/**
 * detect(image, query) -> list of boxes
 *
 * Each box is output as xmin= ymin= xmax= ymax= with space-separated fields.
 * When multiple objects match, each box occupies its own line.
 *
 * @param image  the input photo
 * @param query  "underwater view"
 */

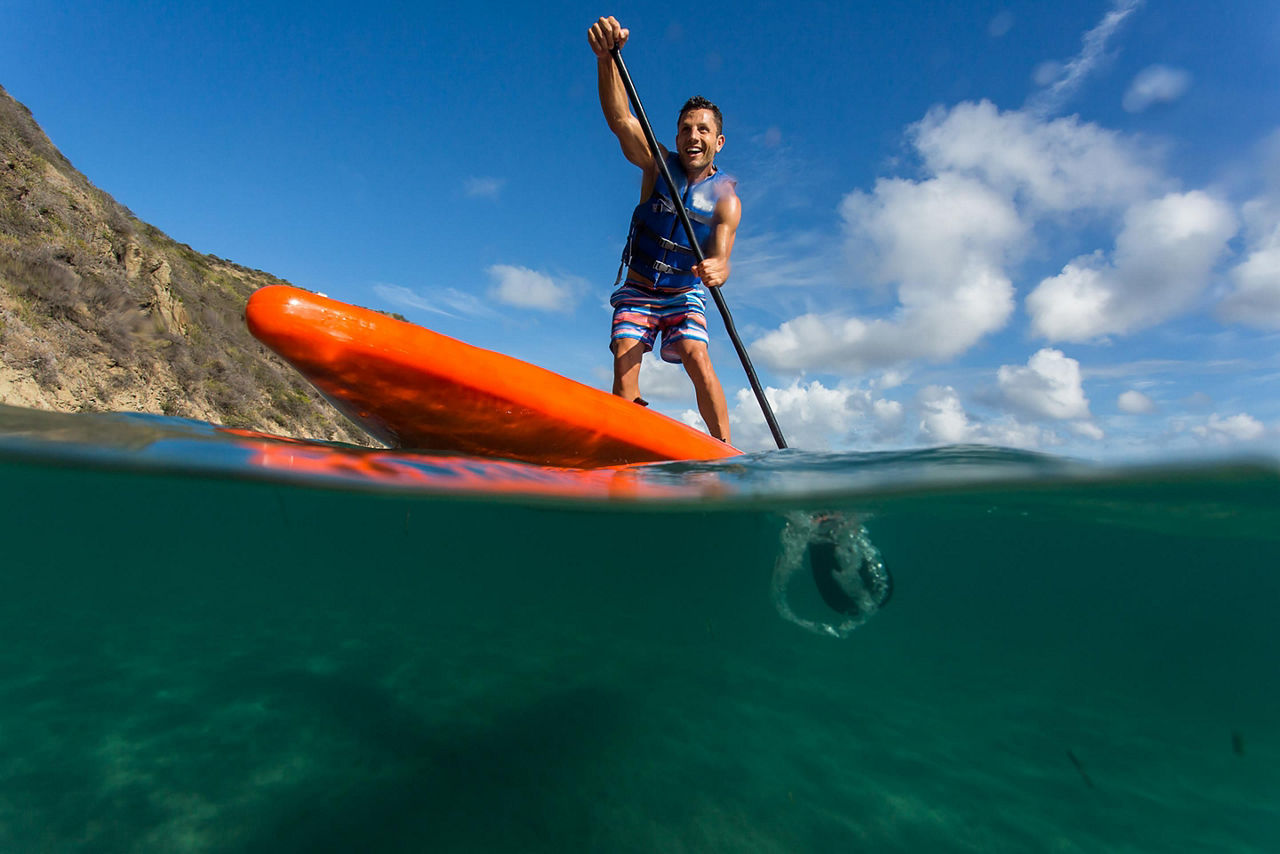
xmin=0 ymin=403 xmax=1276 ymax=852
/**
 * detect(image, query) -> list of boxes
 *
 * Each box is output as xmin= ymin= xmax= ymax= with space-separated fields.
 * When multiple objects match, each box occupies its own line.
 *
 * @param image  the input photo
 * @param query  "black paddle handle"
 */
xmin=609 ymin=47 xmax=788 ymax=450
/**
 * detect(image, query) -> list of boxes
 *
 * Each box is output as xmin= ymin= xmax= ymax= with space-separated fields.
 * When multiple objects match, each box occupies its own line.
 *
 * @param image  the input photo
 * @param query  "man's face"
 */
xmin=676 ymin=109 xmax=724 ymax=173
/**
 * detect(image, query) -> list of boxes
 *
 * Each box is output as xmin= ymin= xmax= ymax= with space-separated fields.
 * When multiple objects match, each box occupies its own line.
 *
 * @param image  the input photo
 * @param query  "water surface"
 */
xmin=1 ymin=405 xmax=1275 ymax=852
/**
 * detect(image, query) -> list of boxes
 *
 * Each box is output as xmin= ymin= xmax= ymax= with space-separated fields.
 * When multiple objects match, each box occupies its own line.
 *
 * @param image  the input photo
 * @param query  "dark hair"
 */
xmin=678 ymin=96 xmax=723 ymax=135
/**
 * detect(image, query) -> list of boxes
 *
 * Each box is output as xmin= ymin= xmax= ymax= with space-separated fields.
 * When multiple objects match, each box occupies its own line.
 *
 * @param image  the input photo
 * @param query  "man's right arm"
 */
xmin=588 ymin=17 xmax=655 ymax=172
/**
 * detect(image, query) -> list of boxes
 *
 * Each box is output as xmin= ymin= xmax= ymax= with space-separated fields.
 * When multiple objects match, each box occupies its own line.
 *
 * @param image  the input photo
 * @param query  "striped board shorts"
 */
xmin=609 ymin=283 xmax=710 ymax=364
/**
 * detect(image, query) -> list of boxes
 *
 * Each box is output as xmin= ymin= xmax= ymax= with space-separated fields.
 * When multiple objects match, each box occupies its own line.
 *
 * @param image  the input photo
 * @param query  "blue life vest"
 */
xmin=620 ymin=151 xmax=736 ymax=292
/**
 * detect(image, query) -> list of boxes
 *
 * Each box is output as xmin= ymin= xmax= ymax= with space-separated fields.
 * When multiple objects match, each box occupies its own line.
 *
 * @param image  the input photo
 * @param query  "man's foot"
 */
xmin=808 ymin=534 xmax=893 ymax=619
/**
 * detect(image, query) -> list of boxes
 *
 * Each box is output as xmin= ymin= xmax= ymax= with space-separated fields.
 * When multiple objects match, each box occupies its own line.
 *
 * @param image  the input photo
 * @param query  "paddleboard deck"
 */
xmin=245 ymin=285 xmax=740 ymax=468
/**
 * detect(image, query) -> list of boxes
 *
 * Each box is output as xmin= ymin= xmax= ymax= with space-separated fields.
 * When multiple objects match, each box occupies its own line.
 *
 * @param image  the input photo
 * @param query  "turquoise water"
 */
xmin=0 ymin=403 xmax=1276 ymax=852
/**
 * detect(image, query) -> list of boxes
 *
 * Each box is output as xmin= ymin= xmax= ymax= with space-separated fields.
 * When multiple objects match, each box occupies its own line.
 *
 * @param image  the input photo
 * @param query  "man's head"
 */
xmin=676 ymin=95 xmax=725 ymax=174
xmin=678 ymin=96 xmax=722 ymax=135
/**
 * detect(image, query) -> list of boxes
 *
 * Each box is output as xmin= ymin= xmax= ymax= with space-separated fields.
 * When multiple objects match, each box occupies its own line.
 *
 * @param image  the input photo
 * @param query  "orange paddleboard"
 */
xmin=245 ymin=286 xmax=740 ymax=468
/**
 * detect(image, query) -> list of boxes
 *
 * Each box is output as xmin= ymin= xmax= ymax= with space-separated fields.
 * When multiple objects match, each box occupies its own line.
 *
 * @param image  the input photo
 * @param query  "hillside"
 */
xmin=0 ymin=83 xmax=372 ymax=444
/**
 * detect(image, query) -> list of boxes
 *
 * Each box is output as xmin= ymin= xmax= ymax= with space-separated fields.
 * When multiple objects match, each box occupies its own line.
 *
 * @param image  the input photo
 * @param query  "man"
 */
xmin=587 ymin=16 xmax=739 ymax=443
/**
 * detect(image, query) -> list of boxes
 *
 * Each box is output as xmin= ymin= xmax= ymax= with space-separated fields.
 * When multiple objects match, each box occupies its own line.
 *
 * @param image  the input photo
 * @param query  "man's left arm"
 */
xmin=693 ymin=190 xmax=742 ymax=289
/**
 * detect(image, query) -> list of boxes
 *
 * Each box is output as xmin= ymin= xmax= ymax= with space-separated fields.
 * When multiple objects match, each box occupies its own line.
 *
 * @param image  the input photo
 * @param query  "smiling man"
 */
xmin=587 ymin=16 xmax=740 ymax=443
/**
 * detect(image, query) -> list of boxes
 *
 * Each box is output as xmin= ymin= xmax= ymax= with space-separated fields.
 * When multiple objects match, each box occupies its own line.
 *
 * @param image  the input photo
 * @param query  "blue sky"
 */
xmin=4 ymin=0 xmax=1279 ymax=457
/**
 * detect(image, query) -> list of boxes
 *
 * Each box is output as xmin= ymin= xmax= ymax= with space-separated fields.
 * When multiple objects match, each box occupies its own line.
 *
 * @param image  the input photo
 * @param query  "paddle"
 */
xmin=609 ymin=47 xmax=788 ymax=450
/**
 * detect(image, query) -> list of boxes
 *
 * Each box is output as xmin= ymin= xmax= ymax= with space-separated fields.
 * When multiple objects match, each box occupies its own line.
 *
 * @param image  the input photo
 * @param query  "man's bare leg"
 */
xmin=612 ymin=338 xmax=645 ymax=401
xmin=674 ymin=340 xmax=731 ymax=443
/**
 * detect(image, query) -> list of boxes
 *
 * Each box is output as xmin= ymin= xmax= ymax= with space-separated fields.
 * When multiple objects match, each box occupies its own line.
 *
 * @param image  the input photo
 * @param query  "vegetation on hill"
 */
xmin=0 ymin=84 xmax=371 ymax=444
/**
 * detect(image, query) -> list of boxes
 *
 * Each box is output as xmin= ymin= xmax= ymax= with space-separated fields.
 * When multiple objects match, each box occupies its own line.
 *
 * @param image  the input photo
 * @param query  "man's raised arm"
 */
xmin=587 ymin=16 xmax=655 ymax=171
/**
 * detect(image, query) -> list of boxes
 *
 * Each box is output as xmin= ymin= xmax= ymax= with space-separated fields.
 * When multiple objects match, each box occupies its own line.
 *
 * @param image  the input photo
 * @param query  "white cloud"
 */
xmin=917 ymin=385 xmax=1064 ymax=449
xmin=734 ymin=1 xmax=1253 ymax=415
xmin=1072 ymin=421 xmax=1106 ymax=440
xmin=373 ymin=283 xmax=499 ymax=320
xmin=1219 ymin=198 xmax=1280 ymax=328
xmin=719 ymin=377 xmax=1111 ymax=452
xmin=486 ymin=265 xmax=577 ymax=311
xmin=1123 ymin=65 xmax=1192 ymax=112
xmin=1028 ymin=191 xmax=1237 ymax=340
xmin=678 ymin=409 xmax=704 ymax=432
xmin=637 ymin=352 xmax=693 ymax=403
xmin=912 ymin=100 xmax=1161 ymax=212
xmin=726 ymin=380 xmax=902 ymax=451
xmin=844 ymin=172 xmax=1025 ymax=287
xmin=873 ymin=398 xmax=905 ymax=434
xmin=918 ymin=385 xmax=974 ymax=444
xmin=997 ymin=348 xmax=1091 ymax=420
xmin=463 ymin=176 xmax=505 ymax=198
xmin=1117 ymin=389 xmax=1156 ymax=414
xmin=751 ymin=98 xmax=1176 ymax=374
xmin=1192 ymin=413 xmax=1266 ymax=443
xmin=876 ymin=369 xmax=908 ymax=390
xmin=753 ymin=172 xmax=1021 ymax=371
xmin=1026 ymin=0 xmax=1145 ymax=117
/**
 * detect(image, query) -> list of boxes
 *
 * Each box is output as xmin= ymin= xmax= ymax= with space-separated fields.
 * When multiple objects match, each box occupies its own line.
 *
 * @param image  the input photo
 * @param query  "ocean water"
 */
xmin=0 ymin=403 xmax=1276 ymax=852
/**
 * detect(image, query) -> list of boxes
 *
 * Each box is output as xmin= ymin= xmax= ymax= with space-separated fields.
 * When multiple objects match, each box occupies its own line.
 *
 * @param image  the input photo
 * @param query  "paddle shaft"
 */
xmin=609 ymin=47 xmax=787 ymax=450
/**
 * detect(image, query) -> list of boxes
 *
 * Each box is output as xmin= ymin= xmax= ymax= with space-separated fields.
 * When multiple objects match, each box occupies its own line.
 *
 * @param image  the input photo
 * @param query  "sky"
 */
xmin=3 ymin=0 xmax=1279 ymax=458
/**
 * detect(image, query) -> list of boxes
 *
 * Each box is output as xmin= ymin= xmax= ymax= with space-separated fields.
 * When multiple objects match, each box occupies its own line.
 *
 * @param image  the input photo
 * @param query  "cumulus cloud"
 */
xmin=1026 ymin=0 xmax=1145 ymax=117
xmin=718 ymin=377 xmax=1106 ymax=451
xmin=751 ymin=98 xmax=1175 ymax=374
xmin=726 ymin=380 xmax=903 ymax=451
xmin=1123 ymin=65 xmax=1192 ymax=112
xmin=754 ymin=172 xmax=1021 ymax=371
xmin=997 ymin=348 xmax=1091 ymax=420
xmin=876 ymin=369 xmax=908 ymax=390
xmin=1117 ymin=389 xmax=1156 ymax=414
xmin=916 ymin=385 xmax=1060 ymax=448
xmin=742 ymin=3 xmax=1242 ymax=411
xmin=1219 ymin=197 xmax=1280 ymax=328
xmin=912 ymin=100 xmax=1162 ymax=212
xmin=873 ymin=398 xmax=905 ymax=430
xmin=1192 ymin=413 xmax=1266 ymax=443
xmin=845 ymin=172 xmax=1027 ymax=284
xmin=918 ymin=385 xmax=975 ymax=445
xmin=637 ymin=353 xmax=693 ymax=403
xmin=1072 ymin=421 xmax=1106 ymax=440
xmin=486 ymin=265 xmax=577 ymax=311
xmin=1028 ymin=191 xmax=1237 ymax=340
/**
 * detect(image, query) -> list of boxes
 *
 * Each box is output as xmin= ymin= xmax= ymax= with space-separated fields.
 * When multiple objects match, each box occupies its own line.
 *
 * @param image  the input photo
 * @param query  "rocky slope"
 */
xmin=0 ymin=83 xmax=372 ymax=444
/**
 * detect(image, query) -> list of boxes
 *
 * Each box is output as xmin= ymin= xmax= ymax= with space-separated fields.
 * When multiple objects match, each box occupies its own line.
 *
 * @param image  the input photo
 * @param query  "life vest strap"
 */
xmin=626 ymin=247 xmax=693 ymax=276
xmin=634 ymin=221 xmax=696 ymax=256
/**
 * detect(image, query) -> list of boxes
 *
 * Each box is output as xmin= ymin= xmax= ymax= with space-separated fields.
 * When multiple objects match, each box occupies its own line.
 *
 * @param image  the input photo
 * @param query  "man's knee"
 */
xmin=672 ymin=337 xmax=709 ymax=361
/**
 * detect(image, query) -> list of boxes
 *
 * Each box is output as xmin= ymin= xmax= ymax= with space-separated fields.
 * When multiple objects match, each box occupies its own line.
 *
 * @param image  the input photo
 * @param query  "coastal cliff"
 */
xmin=0 ymin=83 xmax=371 ymax=444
